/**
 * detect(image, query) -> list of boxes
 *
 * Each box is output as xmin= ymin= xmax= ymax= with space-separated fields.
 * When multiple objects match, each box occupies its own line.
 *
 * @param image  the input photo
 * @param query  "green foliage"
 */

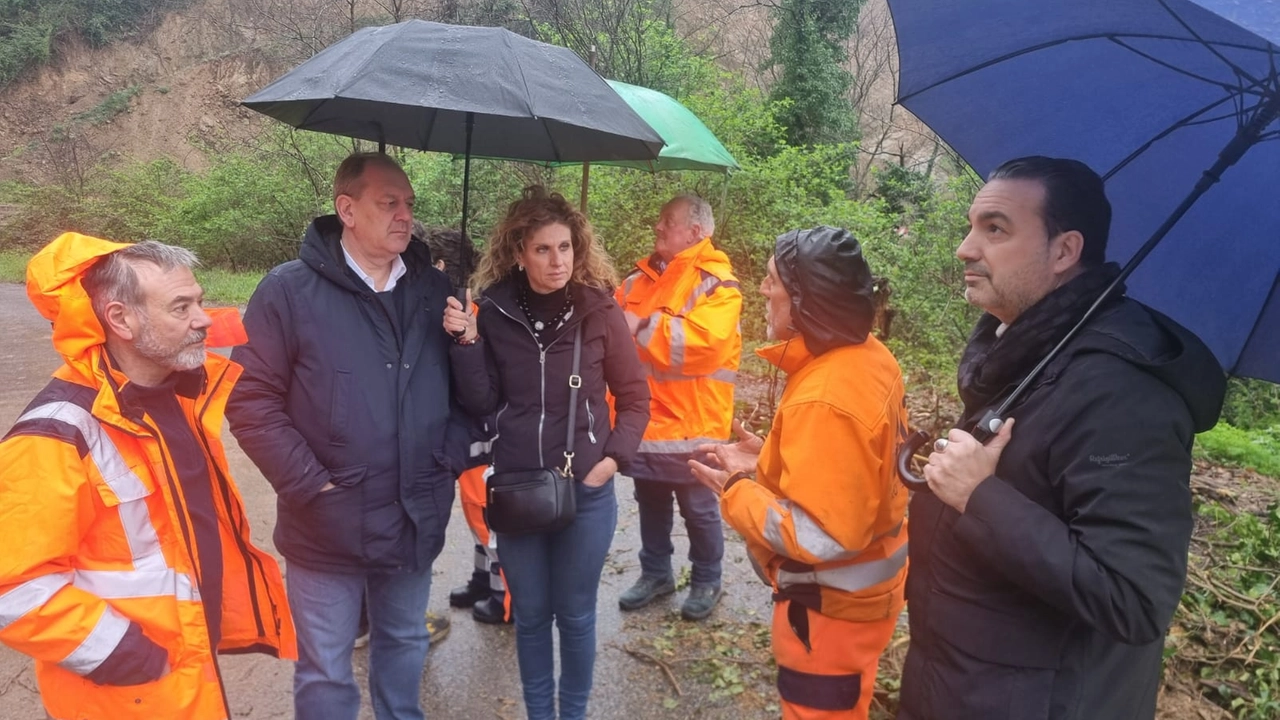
xmin=764 ymin=0 xmax=861 ymax=146
xmin=0 ymin=0 xmax=185 ymax=87
xmin=1177 ymin=502 xmax=1280 ymax=720
xmin=1196 ymin=423 xmax=1280 ymax=478
xmin=0 ymin=19 xmax=52 ymax=87
xmin=1223 ymin=378 xmax=1280 ymax=431
xmin=73 ymin=85 xmax=141 ymax=125
xmin=0 ymin=249 xmax=29 ymax=283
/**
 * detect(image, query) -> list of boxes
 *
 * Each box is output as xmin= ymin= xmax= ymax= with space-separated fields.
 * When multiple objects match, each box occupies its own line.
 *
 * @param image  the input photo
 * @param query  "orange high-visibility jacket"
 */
xmin=0 ymin=233 xmax=296 ymax=720
xmin=722 ymin=336 xmax=909 ymax=622
xmin=616 ymin=237 xmax=743 ymax=481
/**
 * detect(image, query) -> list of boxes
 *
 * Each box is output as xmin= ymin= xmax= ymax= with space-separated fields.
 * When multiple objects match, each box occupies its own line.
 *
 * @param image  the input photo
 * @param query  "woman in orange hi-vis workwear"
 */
xmin=691 ymin=226 xmax=908 ymax=720
xmin=0 ymin=233 xmax=295 ymax=720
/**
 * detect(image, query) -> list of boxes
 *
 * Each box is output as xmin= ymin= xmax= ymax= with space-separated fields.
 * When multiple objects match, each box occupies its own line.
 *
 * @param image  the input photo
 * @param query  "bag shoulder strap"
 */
xmin=562 ymin=323 xmax=584 ymax=476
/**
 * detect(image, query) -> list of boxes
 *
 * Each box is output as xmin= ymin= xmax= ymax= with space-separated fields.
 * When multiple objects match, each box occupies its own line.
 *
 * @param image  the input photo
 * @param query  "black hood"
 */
xmin=774 ymin=226 xmax=876 ymax=355
xmin=1068 ymin=300 xmax=1226 ymax=433
xmin=299 ymin=214 xmax=433 ymax=293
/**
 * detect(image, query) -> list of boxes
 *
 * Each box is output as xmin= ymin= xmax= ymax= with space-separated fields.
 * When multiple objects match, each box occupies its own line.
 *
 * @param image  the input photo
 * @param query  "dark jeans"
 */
xmin=497 ymin=478 xmax=618 ymax=720
xmin=633 ymin=478 xmax=724 ymax=585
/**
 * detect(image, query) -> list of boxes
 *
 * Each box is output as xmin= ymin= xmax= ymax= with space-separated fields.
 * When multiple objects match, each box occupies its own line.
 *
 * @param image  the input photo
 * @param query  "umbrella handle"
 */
xmin=896 ymin=430 xmax=932 ymax=492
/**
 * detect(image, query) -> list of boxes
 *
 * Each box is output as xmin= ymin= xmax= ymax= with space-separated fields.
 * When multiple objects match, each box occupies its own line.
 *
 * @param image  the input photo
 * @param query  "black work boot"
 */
xmin=449 ymin=568 xmax=490 ymax=608
xmin=472 ymin=594 xmax=511 ymax=624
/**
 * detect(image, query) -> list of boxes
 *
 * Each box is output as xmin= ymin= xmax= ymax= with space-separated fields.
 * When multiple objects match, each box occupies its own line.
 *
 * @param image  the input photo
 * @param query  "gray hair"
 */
xmin=673 ymin=193 xmax=715 ymax=237
xmin=83 ymin=241 xmax=200 ymax=319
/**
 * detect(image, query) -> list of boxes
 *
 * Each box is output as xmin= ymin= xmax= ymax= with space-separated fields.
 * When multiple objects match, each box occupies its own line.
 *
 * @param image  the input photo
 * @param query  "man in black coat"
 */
xmin=226 ymin=153 xmax=460 ymax=720
xmin=898 ymin=157 xmax=1226 ymax=720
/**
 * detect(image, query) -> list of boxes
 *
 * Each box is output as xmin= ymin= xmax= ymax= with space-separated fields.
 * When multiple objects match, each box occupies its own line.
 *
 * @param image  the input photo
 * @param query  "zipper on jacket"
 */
xmin=585 ymin=398 xmax=597 ymax=444
xmin=488 ymin=302 xmax=577 ymax=469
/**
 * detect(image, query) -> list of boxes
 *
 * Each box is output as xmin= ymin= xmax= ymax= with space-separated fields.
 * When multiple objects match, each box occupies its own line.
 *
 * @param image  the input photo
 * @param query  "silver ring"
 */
xmin=933 ymin=438 xmax=949 ymax=452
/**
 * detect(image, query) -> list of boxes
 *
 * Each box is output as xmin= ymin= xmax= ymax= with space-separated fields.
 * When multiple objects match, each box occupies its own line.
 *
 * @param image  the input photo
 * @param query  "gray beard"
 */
xmin=135 ymin=318 xmax=206 ymax=373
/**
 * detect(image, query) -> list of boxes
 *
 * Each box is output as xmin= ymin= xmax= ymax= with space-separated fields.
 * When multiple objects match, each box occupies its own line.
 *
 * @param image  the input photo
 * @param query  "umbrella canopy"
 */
xmin=888 ymin=0 xmax=1280 ymax=383
xmin=242 ymin=20 xmax=664 ymax=163
xmin=589 ymin=81 xmax=739 ymax=173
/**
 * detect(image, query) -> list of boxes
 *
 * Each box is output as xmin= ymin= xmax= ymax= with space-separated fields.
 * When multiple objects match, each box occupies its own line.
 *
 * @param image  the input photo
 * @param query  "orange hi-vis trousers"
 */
xmin=458 ymin=465 xmax=511 ymax=620
xmin=771 ymin=599 xmax=899 ymax=720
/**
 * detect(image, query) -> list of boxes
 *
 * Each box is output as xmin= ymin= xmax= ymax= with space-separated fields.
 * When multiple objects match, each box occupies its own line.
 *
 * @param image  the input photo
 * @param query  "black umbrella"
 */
xmin=242 ymin=19 xmax=665 ymax=238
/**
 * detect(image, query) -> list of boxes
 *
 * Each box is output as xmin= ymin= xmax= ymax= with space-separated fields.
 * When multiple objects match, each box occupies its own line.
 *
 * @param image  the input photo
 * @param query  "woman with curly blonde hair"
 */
xmin=444 ymin=186 xmax=650 ymax=720
xmin=470 ymin=186 xmax=619 ymax=293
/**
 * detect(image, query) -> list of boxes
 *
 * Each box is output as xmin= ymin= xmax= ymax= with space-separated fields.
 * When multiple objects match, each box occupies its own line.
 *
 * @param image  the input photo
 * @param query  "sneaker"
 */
xmin=472 ymin=595 xmax=511 ymax=624
xmin=680 ymin=583 xmax=723 ymax=621
xmin=618 ymin=574 xmax=676 ymax=611
xmin=426 ymin=611 xmax=451 ymax=645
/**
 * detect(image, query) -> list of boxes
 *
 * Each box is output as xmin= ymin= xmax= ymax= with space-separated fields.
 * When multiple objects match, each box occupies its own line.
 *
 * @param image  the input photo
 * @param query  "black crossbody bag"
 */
xmin=485 ymin=324 xmax=582 ymax=535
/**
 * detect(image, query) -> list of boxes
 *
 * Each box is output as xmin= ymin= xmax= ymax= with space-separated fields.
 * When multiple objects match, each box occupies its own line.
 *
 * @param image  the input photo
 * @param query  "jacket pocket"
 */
xmin=284 ymin=464 xmax=366 ymax=565
xmin=585 ymin=398 xmax=597 ymax=444
xmin=329 ymin=370 xmax=352 ymax=446
xmin=924 ymin=591 xmax=1064 ymax=720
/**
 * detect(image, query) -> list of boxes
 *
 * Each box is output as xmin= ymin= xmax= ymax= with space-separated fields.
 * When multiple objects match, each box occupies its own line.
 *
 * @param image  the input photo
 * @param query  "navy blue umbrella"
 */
xmin=886 ymin=0 xmax=1280 ymax=488
xmin=888 ymin=0 xmax=1279 ymax=381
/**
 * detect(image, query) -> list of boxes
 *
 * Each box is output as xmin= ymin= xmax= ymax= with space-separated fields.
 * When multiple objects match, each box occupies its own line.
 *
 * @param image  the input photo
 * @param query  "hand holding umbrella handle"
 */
xmin=896 ymin=430 xmax=933 ymax=492
xmin=449 ymin=287 xmax=468 ymax=339
xmin=896 ymin=411 xmax=1006 ymax=492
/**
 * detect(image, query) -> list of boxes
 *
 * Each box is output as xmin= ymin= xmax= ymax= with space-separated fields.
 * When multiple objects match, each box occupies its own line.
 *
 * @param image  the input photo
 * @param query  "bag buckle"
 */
xmin=569 ymin=374 xmax=582 ymax=389
xmin=562 ymin=452 xmax=575 ymax=478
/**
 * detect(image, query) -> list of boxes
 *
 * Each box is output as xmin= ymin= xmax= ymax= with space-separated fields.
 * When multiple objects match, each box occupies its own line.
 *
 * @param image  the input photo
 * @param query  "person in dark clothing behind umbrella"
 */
xmin=444 ymin=186 xmax=650 ymax=720
xmin=898 ymin=156 xmax=1226 ymax=720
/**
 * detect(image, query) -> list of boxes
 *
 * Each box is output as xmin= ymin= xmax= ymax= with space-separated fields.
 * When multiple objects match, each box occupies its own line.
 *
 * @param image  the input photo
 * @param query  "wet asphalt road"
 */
xmin=0 ymin=283 xmax=775 ymax=720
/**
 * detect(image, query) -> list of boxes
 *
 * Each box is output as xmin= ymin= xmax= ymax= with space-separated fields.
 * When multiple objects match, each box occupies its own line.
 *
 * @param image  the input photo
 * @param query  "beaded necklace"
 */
xmin=518 ymin=282 xmax=574 ymax=337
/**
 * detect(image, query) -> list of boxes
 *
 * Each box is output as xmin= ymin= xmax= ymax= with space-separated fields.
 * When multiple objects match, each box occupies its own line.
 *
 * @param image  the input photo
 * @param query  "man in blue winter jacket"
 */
xmin=227 ymin=152 xmax=461 ymax=720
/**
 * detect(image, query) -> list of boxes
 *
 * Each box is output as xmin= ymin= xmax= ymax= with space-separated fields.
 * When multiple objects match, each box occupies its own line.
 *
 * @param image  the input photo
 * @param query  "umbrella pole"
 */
xmin=978 ymin=91 xmax=1280 ymax=441
xmin=580 ymin=162 xmax=591 ymax=215
xmin=461 ymin=112 xmax=475 ymax=240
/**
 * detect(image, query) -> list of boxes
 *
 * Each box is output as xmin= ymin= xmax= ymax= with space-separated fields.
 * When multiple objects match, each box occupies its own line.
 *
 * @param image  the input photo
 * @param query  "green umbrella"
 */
xmin=592 ymin=80 xmax=739 ymax=173
xmin=571 ymin=80 xmax=737 ymax=213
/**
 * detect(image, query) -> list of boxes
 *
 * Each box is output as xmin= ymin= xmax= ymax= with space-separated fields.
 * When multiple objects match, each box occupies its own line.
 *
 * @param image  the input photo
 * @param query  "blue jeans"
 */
xmin=286 ymin=562 xmax=434 ymax=720
xmin=634 ymin=478 xmax=724 ymax=585
xmin=497 ymin=478 xmax=618 ymax=720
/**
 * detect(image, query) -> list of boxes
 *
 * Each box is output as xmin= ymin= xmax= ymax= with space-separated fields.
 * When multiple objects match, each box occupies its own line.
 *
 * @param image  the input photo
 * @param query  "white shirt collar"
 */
xmin=341 ymin=242 xmax=406 ymax=293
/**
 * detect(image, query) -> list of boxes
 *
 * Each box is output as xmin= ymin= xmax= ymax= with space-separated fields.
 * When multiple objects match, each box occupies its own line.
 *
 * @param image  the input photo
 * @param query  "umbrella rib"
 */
xmin=1100 ymin=92 xmax=1240 ymax=181
xmin=1108 ymin=38 xmax=1265 ymax=97
xmin=1231 ymin=270 xmax=1280 ymax=377
xmin=898 ymin=32 xmax=1271 ymax=104
xmin=1156 ymin=0 xmax=1260 ymax=88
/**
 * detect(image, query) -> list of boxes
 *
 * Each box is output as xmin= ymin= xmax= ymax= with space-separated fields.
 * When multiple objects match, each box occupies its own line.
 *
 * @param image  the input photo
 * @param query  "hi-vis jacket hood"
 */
xmin=3 ymin=232 xmax=294 ymax=720
xmin=27 ymin=232 xmax=247 ymax=376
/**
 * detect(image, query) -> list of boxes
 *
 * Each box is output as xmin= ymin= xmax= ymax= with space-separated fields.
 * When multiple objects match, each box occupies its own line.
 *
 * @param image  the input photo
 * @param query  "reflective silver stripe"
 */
xmin=58 ymin=606 xmax=130 ymax=675
xmin=18 ymin=403 xmax=149 ymax=502
xmin=680 ymin=274 xmax=725 ymax=314
xmin=469 ymin=440 xmax=493 ymax=458
xmin=776 ymin=541 xmax=909 ymax=593
xmin=623 ymin=273 xmax=641 ymax=297
xmin=766 ymin=500 xmax=898 ymax=563
xmin=642 ymin=364 xmax=737 ymax=385
xmin=20 ymin=402 xmax=198 ymax=604
xmin=73 ymin=569 xmax=201 ymax=602
xmin=0 ymin=573 xmax=73 ymax=630
xmin=670 ymin=318 xmax=686 ymax=370
xmin=635 ymin=312 xmax=663 ymax=347
xmin=636 ymin=437 xmax=724 ymax=454
xmin=472 ymin=547 xmax=488 ymax=573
